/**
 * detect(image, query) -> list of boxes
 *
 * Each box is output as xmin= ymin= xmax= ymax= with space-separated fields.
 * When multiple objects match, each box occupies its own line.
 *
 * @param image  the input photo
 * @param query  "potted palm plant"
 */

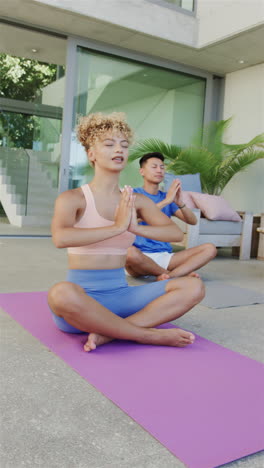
xmin=128 ymin=119 xmax=264 ymax=195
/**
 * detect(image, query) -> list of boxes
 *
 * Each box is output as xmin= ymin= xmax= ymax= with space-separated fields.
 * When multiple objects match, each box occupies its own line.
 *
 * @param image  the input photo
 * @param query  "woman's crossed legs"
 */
xmin=48 ymin=275 xmax=205 ymax=351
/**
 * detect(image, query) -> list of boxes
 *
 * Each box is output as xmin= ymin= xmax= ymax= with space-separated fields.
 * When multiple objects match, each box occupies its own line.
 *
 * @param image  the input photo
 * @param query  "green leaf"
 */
xmin=223 ymin=133 xmax=264 ymax=156
xmin=127 ymin=118 xmax=264 ymax=194
xmin=216 ymin=150 xmax=264 ymax=192
xmin=129 ymin=138 xmax=182 ymax=163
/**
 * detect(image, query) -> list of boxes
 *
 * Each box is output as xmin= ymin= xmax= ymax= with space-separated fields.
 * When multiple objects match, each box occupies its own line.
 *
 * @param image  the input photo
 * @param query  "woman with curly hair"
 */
xmin=48 ymin=112 xmax=205 ymax=351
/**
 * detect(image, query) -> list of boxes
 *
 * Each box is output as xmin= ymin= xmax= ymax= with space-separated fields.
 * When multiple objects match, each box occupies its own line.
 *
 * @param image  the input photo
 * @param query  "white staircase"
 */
xmin=0 ymin=148 xmax=59 ymax=227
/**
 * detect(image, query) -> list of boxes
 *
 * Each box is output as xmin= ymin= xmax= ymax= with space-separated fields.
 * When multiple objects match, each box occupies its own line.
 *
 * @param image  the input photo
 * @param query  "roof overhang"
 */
xmin=0 ymin=0 xmax=263 ymax=74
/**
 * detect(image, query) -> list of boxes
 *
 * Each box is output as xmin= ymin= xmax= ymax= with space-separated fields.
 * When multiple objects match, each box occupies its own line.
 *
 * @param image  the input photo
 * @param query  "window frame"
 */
xmin=146 ymin=0 xmax=197 ymax=16
xmin=59 ymin=35 xmax=218 ymax=192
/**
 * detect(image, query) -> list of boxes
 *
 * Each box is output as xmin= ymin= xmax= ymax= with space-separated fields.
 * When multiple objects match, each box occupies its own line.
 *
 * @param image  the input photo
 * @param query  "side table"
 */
xmin=257 ymin=213 xmax=264 ymax=260
xmin=232 ymin=213 xmax=260 ymax=258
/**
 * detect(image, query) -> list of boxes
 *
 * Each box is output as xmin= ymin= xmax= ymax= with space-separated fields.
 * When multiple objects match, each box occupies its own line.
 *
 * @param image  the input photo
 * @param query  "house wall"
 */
xmin=197 ymin=0 xmax=264 ymax=45
xmin=33 ymin=0 xmax=264 ymax=213
xmin=42 ymin=77 xmax=65 ymax=107
xmin=33 ymin=0 xmax=197 ymax=46
xmin=221 ymin=63 xmax=264 ymax=214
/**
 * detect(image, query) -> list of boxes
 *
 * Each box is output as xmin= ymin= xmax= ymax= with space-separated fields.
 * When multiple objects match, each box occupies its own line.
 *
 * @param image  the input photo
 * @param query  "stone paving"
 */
xmin=1 ymin=238 xmax=263 ymax=468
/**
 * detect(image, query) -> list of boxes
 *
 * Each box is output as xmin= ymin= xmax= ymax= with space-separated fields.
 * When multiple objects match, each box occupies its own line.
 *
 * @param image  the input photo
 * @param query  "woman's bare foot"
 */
xmin=84 ymin=327 xmax=195 ymax=351
xmin=152 ymin=328 xmax=195 ymax=347
xmin=156 ymin=273 xmax=170 ymax=281
xmin=84 ymin=333 xmax=113 ymax=352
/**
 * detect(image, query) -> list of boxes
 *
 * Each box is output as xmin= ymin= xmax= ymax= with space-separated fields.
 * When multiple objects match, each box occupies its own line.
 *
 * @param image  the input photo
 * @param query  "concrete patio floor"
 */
xmin=0 ymin=238 xmax=263 ymax=468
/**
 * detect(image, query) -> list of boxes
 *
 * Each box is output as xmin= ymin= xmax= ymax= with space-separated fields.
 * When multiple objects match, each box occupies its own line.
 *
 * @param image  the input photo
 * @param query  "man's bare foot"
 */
xmin=188 ymin=272 xmax=200 ymax=278
xmin=156 ymin=273 xmax=170 ymax=281
xmin=84 ymin=333 xmax=113 ymax=352
xmin=168 ymin=271 xmax=200 ymax=279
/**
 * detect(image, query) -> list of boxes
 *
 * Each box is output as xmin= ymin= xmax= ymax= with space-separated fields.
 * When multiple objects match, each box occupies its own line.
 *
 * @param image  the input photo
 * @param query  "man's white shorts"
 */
xmin=142 ymin=251 xmax=174 ymax=270
xmin=126 ymin=251 xmax=174 ymax=277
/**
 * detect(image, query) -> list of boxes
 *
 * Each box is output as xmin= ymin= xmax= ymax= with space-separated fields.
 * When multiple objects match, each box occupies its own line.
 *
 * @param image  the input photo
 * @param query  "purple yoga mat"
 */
xmin=1 ymin=291 xmax=264 ymax=468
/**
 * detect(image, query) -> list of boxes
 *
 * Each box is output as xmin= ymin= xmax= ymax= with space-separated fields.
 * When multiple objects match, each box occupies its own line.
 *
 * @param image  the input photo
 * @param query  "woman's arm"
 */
xmin=131 ymin=194 xmax=184 ymax=243
xmin=52 ymin=188 xmax=133 ymax=248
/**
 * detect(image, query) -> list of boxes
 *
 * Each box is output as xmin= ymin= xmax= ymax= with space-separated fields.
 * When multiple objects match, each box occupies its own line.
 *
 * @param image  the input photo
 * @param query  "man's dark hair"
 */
xmin=139 ymin=152 xmax=164 ymax=167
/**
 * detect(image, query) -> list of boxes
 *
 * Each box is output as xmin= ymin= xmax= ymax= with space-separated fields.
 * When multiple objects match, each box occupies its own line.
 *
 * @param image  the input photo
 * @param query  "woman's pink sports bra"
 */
xmin=68 ymin=184 xmax=136 ymax=255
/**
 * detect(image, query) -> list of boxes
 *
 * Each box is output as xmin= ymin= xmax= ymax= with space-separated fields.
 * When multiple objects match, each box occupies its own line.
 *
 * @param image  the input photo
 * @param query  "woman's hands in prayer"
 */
xmin=114 ymin=186 xmax=138 ymax=233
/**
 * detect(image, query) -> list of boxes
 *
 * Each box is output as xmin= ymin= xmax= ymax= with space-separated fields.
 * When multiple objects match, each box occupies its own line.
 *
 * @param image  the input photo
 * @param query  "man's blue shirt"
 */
xmin=133 ymin=187 xmax=179 ymax=253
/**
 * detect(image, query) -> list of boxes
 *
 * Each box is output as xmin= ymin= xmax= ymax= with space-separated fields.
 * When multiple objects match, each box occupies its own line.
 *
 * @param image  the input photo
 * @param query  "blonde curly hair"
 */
xmin=76 ymin=112 xmax=133 ymax=150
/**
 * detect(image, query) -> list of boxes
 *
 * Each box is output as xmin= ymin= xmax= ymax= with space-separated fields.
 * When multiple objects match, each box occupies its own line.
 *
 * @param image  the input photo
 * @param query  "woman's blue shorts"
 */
xmin=51 ymin=268 xmax=170 ymax=333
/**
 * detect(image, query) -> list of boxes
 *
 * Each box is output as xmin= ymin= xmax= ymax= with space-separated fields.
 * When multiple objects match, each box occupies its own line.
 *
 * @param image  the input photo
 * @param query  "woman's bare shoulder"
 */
xmin=52 ymin=187 xmax=86 ymax=227
xmin=56 ymin=187 xmax=85 ymax=208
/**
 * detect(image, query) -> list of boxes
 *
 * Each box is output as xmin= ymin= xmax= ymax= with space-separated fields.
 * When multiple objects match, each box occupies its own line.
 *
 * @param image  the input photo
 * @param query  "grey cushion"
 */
xmin=172 ymin=216 xmax=243 ymax=235
xmin=164 ymin=172 xmax=202 ymax=193
xmin=199 ymin=219 xmax=243 ymax=235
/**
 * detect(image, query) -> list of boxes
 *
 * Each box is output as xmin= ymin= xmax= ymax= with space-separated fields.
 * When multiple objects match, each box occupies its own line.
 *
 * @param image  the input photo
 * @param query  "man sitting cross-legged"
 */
xmin=125 ymin=152 xmax=217 ymax=281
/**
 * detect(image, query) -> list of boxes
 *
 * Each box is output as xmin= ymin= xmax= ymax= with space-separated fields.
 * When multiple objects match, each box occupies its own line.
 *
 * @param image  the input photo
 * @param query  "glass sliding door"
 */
xmin=161 ymin=0 xmax=194 ymax=12
xmin=0 ymin=23 xmax=66 ymax=229
xmin=68 ymin=46 xmax=206 ymax=189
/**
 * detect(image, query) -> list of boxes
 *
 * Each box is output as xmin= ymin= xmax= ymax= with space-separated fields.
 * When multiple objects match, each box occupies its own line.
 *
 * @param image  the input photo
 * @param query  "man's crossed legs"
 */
xmin=125 ymin=243 xmax=217 ymax=281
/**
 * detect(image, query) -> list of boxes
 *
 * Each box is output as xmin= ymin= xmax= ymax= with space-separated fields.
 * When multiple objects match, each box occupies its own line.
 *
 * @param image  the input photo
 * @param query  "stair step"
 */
xmin=21 ymin=215 xmax=52 ymax=226
xmin=26 ymin=205 xmax=54 ymax=215
xmin=4 ymin=185 xmax=56 ymax=205
xmin=16 ymin=205 xmax=27 ymax=215
xmin=11 ymin=192 xmax=23 ymax=204
xmin=27 ymin=193 xmax=56 ymax=205
xmin=1 ymin=149 xmax=60 ymax=226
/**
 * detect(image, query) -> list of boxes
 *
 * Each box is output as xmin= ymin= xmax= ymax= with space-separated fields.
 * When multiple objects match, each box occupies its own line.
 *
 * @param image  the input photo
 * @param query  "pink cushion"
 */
xmin=189 ymin=192 xmax=242 ymax=222
xmin=181 ymin=191 xmax=196 ymax=209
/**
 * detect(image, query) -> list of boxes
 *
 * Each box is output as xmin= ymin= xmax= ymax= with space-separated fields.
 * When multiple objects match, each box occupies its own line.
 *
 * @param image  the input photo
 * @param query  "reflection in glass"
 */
xmin=0 ymin=50 xmax=65 ymax=224
xmin=70 ymin=47 xmax=205 ymax=188
xmin=162 ymin=0 xmax=194 ymax=12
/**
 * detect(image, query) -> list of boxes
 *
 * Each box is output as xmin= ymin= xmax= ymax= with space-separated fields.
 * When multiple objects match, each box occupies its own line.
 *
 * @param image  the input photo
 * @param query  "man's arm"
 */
xmin=157 ymin=179 xmax=197 ymax=225
xmin=156 ymin=179 xmax=179 ymax=210
xmin=174 ymin=205 xmax=197 ymax=225
xmin=173 ymin=180 xmax=197 ymax=225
